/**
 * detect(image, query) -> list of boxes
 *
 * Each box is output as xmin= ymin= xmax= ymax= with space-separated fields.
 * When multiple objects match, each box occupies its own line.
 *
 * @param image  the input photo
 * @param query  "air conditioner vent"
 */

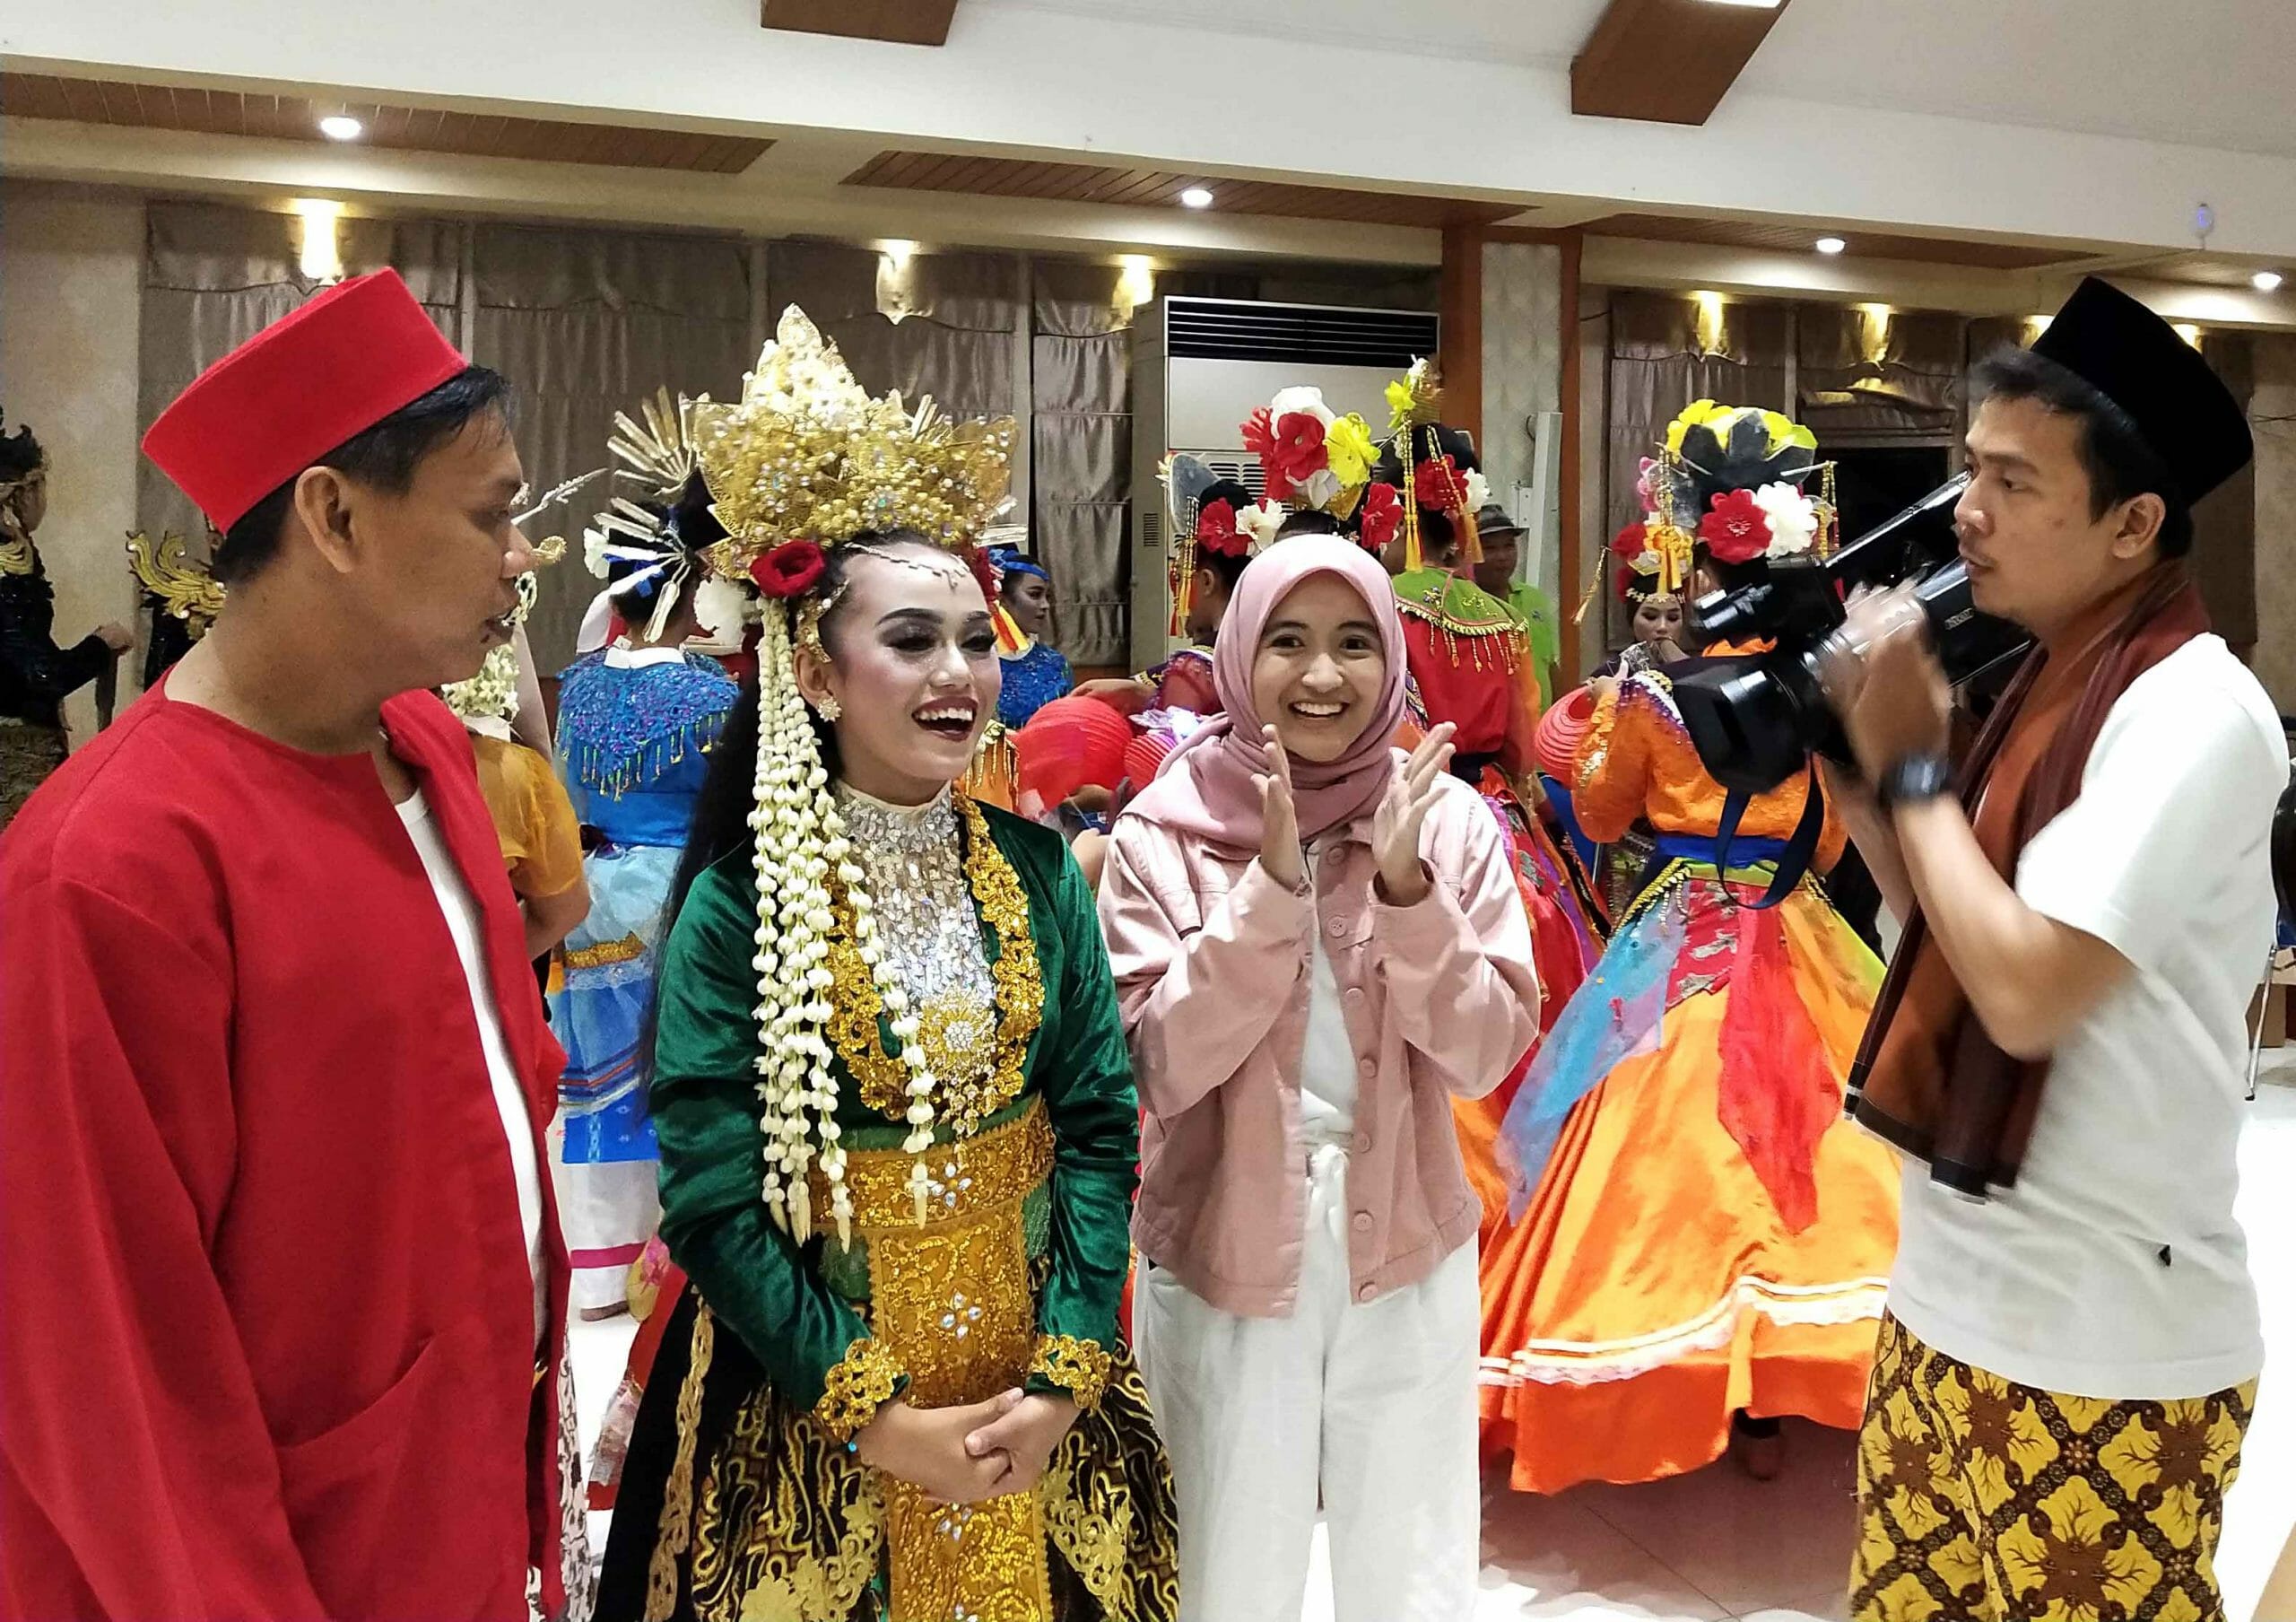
xmin=1165 ymin=299 xmax=1438 ymax=368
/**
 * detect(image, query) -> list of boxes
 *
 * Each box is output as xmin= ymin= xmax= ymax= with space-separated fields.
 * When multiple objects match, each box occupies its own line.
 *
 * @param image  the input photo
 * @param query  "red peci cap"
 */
xmin=143 ymin=269 xmax=470 ymax=531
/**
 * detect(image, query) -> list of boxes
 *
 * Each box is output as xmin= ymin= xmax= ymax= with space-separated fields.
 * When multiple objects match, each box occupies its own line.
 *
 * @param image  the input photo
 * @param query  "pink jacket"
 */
xmin=1098 ymin=772 xmax=1539 ymax=1319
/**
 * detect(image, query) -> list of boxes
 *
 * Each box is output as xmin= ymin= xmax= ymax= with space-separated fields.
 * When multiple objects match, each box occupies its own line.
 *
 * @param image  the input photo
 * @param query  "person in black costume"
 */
xmin=0 ymin=415 xmax=131 ymax=828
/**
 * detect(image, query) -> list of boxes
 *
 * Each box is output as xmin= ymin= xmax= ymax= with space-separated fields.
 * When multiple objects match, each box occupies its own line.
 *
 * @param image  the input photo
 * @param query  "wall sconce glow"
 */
xmin=2025 ymin=315 xmax=2053 ymax=338
xmin=1179 ymin=187 xmax=1214 ymax=210
xmin=317 ymin=115 xmax=364 ymax=142
xmin=1117 ymin=256 xmax=1157 ymax=313
xmin=1700 ymin=0 xmax=1784 ymax=7
xmin=2254 ymin=269 xmax=2285 ymax=293
xmin=875 ymin=241 xmax=923 ymax=324
xmin=1855 ymin=302 xmax=1893 ymax=365
xmin=1813 ymin=236 xmax=1847 ymax=256
xmin=2173 ymin=322 xmax=2205 ymax=348
xmin=1692 ymin=290 xmax=1727 ymax=355
xmin=290 ymin=198 xmax=345 ymax=283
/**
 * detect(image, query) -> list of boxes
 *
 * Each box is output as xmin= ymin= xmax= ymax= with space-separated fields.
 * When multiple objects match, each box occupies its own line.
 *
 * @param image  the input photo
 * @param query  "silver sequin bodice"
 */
xmin=833 ymin=784 xmax=994 ymax=1013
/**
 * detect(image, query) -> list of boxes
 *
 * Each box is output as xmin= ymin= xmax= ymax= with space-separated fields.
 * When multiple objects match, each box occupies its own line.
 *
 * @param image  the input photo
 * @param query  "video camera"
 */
xmin=1668 ymin=473 xmax=2034 ymax=795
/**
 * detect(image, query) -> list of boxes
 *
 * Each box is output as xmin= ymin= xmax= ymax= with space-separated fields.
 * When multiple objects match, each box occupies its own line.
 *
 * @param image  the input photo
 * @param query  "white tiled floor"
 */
xmin=569 ymin=1050 xmax=2296 ymax=1621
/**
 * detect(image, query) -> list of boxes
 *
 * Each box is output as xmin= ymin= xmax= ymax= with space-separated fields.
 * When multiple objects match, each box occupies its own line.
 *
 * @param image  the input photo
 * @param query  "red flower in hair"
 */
xmin=1697 ymin=488 xmax=1771 ymax=565
xmin=1244 ymin=408 xmax=1327 ymax=501
xmin=966 ymin=545 xmax=1002 ymax=606
xmin=751 ymin=539 xmax=828 ymax=599
xmin=1413 ymin=454 xmax=1465 ymax=514
xmin=1194 ymin=499 xmax=1248 ymax=558
xmin=1611 ymin=521 xmax=1649 ymax=561
xmin=1356 ymin=483 xmax=1404 ymax=553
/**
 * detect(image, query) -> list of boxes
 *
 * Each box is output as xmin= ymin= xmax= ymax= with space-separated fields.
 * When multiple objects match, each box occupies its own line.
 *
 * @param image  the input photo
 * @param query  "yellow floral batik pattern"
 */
xmin=1849 ymin=1314 xmax=2254 ymax=1622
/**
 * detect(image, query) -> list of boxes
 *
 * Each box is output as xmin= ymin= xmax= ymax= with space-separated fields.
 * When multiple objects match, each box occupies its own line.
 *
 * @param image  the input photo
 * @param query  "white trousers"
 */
xmin=1136 ymin=1144 xmax=1480 ymax=1622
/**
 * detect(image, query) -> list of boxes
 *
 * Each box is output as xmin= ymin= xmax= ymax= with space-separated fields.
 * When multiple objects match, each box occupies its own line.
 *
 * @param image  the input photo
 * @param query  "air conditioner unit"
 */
xmin=1128 ymin=296 xmax=1439 ymax=670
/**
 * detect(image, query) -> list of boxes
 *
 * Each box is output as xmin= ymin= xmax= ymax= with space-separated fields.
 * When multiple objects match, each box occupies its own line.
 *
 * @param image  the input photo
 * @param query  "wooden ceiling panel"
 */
xmin=761 ymin=0 xmax=958 ymax=47
xmin=1572 ymin=0 xmax=1791 ymax=126
xmin=1581 ymin=212 xmax=2083 ymax=271
xmin=843 ymin=149 xmax=1525 ymax=231
xmin=0 ymin=72 xmax=774 ymax=175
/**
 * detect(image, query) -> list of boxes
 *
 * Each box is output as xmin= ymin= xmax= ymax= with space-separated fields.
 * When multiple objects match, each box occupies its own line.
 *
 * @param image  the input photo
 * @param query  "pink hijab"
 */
xmin=1123 ymin=535 xmax=1406 ymax=848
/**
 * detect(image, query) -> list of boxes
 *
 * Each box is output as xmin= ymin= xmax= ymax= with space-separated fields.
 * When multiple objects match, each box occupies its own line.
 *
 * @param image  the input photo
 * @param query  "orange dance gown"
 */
xmin=1390 ymin=570 xmax=1607 ymax=1237
xmin=1476 ymin=665 xmax=1899 ymax=1495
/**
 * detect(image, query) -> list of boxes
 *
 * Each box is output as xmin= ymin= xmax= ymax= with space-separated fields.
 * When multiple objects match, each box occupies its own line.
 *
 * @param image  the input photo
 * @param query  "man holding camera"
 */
xmin=1826 ymin=278 xmax=2285 ymax=1621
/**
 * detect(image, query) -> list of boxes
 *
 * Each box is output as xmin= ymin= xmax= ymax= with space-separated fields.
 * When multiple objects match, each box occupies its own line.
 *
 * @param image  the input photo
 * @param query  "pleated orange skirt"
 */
xmin=1472 ymin=886 xmax=1900 ymax=1495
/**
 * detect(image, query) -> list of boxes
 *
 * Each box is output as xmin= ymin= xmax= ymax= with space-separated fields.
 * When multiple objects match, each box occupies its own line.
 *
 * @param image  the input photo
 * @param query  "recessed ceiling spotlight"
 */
xmin=1179 ymin=186 xmax=1215 ymax=210
xmin=1814 ymin=236 xmax=1847 ymax=256
xmin=317 ymin=115 xmax=364 ymax=142
xmin=2253 ymin=269 xmax=2284 ymax=293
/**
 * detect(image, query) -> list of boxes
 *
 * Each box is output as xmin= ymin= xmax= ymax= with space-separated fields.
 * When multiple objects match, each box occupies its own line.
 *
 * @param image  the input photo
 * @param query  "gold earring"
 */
xmin=813 ymin=694 xmax=843 ymax=722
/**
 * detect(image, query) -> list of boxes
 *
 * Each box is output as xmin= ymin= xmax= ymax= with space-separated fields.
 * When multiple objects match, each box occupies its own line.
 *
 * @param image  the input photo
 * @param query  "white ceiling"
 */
xmin=970 ymin=0 xmax=1600 ymax=65
xmin=1742 ymin=0 xmax=2296 ymax=162
xmin=979 ymin=0 xmax=2296 ymax=161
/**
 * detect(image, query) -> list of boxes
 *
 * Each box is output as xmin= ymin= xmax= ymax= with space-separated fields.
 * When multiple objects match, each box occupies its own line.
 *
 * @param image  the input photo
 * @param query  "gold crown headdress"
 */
xmin=696 ymin=307 xmax=1020 ymax=1243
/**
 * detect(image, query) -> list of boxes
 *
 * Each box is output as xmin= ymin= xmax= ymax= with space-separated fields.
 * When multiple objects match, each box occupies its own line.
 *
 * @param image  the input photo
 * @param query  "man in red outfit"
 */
xmin=0 ymin=270 xmax=587 ymax=1620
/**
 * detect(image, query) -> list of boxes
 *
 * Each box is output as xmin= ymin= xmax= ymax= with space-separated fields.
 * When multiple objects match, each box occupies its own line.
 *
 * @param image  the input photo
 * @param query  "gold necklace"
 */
xmin=825 ymin=792 xmax=1043 ymax=1138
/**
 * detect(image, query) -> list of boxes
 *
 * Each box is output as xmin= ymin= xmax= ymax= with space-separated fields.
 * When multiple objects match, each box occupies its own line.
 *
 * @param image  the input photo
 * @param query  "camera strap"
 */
xmin=1710 ymin=764 xmax=1827 ymax=911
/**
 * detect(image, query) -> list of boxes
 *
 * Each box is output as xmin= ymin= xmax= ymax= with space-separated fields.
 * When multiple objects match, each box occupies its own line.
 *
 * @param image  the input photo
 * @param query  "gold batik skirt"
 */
xmin=0 ymin=715 xmax=67 ymax=831
xmin=640 ymin=1101 xmax=1176 ymax=1622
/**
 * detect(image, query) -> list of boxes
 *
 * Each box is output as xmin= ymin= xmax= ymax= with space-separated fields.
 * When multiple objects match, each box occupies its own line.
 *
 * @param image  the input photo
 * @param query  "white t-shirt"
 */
xmin=1888 ymin=635 xmax=2287 ymax=1400
xmin=397 ymin=791 xmax=550 ymax=1345
xmin=1298 ymin=847 xmax=1359 ymax=1144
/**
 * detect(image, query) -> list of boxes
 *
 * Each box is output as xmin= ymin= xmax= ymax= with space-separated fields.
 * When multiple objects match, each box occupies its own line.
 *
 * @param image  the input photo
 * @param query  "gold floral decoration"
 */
xmin=1030 ymin=1335 xmax=1113 ymax=1411
xmin=813 ymin=1337 xmax=908 ymax=1443
xmin=124 ymin=530 xmax=227 ymax=631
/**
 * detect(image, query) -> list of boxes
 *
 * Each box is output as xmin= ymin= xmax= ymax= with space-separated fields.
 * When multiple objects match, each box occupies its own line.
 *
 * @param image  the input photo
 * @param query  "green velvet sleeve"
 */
xmin=1001 ymin=815 xmax=1141 ymax=1389
xmin=648 ymin=857 xmax=880 ymax=1415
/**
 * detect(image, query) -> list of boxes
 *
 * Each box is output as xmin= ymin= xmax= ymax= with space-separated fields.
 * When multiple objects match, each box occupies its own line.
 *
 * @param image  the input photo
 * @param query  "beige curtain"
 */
xmin=1031 ymin=261 xmax=1134 ymax=667
xmin=466 ymin=223 xmax=754 ymax=673
xmin=1797 ymin=306 xmax=1964 ymax=440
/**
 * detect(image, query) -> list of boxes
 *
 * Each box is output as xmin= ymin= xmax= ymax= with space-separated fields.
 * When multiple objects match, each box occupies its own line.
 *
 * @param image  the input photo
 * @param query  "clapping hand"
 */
xmin=1371 ymin=723 xmax=1456 ymax=906
xmin=1257 ymin=724 xmax=1305 ymax=891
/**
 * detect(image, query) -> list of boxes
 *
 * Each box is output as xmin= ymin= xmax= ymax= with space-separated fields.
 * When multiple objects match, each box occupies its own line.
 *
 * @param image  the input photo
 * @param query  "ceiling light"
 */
xmin=317 ymin=115 xmax=363 ymax=142
xmin=1814 ymin=236 xmax=1847 ymax=256
xmin=1179 ymin=187 xmax=1214 ymax=210
xmin=1699 ymin=0 xmax=1784 ymax=8
xmin=2253 ymin=269 xmax=2284 ymax=293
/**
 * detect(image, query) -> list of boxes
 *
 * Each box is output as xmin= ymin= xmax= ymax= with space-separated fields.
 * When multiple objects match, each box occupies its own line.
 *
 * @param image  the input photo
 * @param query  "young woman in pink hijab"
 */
xmin=1097 ymin=536 xmax=1541 ymax=1622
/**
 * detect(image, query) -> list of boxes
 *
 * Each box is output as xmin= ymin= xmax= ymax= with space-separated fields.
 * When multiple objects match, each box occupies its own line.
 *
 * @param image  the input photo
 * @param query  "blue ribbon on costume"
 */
xmin=988 ymin=545 xmax=1048 ymax=583
xmin=1498 ymin=896 xmax=1685 ymax=1219
xmin=1651 ymin=833 xmax=1789 ymax=868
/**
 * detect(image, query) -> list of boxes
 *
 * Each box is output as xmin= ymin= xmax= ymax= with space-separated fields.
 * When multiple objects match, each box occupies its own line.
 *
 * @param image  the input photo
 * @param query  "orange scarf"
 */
xmin=1847 ymin=567 xmax=2211 ymax=1197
